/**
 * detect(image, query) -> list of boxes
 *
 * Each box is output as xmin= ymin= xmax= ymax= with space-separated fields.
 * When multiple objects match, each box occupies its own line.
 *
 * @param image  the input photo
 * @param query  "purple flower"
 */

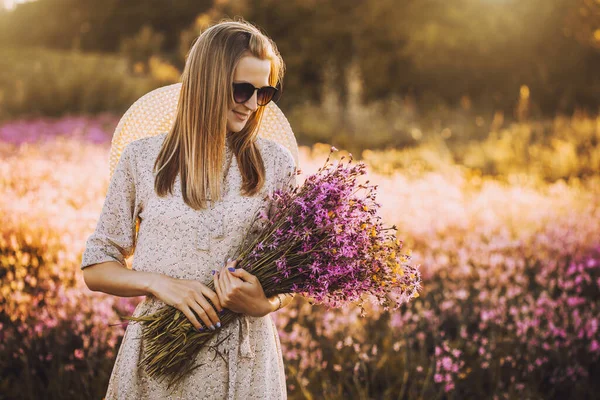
xmin=230 ymin=148 xmax=421 ymax=311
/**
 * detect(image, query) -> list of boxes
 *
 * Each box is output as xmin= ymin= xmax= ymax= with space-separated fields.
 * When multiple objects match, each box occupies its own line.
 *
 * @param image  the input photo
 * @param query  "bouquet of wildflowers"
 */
xmin=120 ymin=145 xmax=422 ymax=389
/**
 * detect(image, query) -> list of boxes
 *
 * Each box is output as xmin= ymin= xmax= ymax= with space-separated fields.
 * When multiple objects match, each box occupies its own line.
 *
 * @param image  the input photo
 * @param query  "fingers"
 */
xmin=220 ymin=265 xmax=233 ymax=295
xmin=213 ymin=270 xmax=223 ymax=307
xmin=177 ymin=304 xmax=204 ymax=332
xmin=214 ymin=258 xmax=242 ymax=310
xmin=191 ymin=291 xmax=221 ymax=329
xmin=225 ymin=264 xmax=245 ymax=288
xmin=224 ymin=259 xmax=243 ymax=284
xmin=213 ymin=270 xmax=223 ymax=300
xmin=229 ymin=268 xmax=256 ymax=284
xmin=225 ymin=257 xmax=238 ymax=268
xmin=186 ymin=298 xmax=215 ymax=331
xmin=174 ymin=291 xmax=215 ymax=332
xmin=199 ymin=282 xmax=222 ymax=312
xmin=214 ymin=268 xmax=231 ymax=309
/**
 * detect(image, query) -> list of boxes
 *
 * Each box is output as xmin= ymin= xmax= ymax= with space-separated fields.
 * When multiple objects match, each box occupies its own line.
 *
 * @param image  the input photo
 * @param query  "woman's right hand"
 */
xmin=147 ymin=274 xmax=223 ymax=331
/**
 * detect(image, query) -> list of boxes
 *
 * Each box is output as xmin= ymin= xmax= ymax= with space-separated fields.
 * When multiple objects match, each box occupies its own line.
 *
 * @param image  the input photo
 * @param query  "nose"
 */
xmin=243 ymin=90 xmax=258 ymax=112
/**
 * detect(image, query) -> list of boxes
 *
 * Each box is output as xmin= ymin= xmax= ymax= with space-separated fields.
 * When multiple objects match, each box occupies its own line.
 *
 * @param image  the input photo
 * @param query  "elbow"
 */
xmin=81 ymin=260 xmax=127 ymax=293
xmin=82 ymin=266 xmax=100 ymax=292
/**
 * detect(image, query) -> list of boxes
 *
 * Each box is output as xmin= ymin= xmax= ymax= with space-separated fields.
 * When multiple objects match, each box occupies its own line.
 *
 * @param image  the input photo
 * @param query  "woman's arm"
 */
xmin=81 ymin=142 xmax=147 ymax=295
xmin=266 ymin=293 xmax=295 ymax=313
xmin=82 ymin=261 xmax=159 ymax=297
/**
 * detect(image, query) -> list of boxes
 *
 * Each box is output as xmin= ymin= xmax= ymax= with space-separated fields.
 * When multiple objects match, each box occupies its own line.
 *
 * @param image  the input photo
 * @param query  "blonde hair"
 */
xmin=153 ymin=18 xmax=285 ymax=210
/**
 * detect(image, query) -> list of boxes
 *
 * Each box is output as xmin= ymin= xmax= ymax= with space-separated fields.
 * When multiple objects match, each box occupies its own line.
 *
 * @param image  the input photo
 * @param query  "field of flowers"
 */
xmin=1 ymin=114 xmax=599 ymax=399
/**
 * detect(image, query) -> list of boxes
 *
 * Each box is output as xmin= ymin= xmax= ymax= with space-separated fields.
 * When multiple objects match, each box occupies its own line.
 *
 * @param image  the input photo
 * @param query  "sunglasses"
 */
xmin=232 ymin=82 xmax=279 ymax=106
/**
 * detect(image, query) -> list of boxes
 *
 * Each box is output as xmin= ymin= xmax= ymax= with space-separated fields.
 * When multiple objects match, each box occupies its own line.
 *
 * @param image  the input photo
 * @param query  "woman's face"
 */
xmin=226 ymin=55 xmax=272 ymax=135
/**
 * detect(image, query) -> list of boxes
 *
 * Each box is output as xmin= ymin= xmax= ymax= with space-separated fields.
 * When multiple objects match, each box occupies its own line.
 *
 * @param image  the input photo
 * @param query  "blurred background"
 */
xmin=0 ymin=0 xmax=599 ymax=399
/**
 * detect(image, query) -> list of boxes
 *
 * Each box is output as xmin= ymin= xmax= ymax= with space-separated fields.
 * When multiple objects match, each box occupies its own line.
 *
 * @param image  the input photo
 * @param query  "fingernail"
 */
xmin=228 ymin=267 xmax=235 ymax=272
xmin=219 ymin=309 xmax=225 ymax=314
xmin=211 ymin=270 xmax=216 ymax=275
xmin=227 ymin=257 xmax=233 ymax=263
xmin=198 ymin=327 xmax=204 ymax=332
xmin=209 ymin=325 xmax=216 ymax=331
xmin=216 ymin=322 xmax=221 ymax=328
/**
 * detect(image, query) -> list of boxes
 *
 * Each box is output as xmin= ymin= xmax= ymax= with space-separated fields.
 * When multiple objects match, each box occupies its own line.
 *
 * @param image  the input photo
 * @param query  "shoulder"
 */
xmin=255 ymin=137 xmax=295 ymax=170
xmin=119 ymin=132 xmax=167 ymax=164
xmin=132 ymin=131 xmax=167 ymax=151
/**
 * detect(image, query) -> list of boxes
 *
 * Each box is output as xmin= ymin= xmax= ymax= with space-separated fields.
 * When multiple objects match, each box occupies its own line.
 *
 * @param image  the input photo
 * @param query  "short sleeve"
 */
xmin=81 ymin=143 xmax=141 ymax=270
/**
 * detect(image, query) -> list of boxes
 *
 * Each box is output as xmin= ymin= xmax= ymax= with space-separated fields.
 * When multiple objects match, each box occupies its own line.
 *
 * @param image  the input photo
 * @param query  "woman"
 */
xmin=81 ymin=19 xmax=296 ymax=399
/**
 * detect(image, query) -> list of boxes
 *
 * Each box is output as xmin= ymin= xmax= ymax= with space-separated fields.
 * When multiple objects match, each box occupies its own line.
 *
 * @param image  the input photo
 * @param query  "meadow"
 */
xmin=0 ymin=113 xmax=599 ymax=400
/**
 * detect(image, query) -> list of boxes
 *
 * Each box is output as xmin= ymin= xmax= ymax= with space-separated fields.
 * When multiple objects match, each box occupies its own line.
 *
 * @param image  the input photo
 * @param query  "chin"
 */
xmin=227 ymin=122 xmax=247 ymax=133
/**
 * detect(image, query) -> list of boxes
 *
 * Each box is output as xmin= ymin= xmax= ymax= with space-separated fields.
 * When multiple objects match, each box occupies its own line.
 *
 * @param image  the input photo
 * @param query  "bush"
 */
xmin=0 ymin=46 xmax=163 ymax=122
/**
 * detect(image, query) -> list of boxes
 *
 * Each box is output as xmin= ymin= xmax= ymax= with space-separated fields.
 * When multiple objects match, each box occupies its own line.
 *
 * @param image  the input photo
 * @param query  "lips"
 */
xmin=234 ymin=110 xmax=249 ymax=118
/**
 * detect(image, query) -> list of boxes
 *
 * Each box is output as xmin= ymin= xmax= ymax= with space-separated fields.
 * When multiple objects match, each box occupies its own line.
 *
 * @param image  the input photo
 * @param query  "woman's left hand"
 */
xmin=213 ymin=259 xmax=272 ymax=317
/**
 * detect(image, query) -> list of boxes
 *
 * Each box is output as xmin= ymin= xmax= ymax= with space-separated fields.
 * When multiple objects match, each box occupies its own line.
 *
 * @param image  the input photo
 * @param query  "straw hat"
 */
xmin=109 ymin=82 xmax=299 ymax=180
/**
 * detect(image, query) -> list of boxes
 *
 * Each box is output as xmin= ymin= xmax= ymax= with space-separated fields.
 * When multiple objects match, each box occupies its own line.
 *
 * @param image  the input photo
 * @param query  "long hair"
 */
xmin=153 ymin=18 xmax=285 ymax=210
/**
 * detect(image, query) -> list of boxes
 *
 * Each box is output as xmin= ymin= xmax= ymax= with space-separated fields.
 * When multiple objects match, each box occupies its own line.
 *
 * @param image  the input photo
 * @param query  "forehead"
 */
xmin=233 ymin=55 xmax=271 ymax=87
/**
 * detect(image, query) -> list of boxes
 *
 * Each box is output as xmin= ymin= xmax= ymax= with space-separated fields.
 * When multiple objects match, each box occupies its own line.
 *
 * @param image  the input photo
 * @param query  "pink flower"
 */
xmin=74 ymin=348 xmax=84 ymax=360
xmin=441 ymin=356 xmax=453 ymax=370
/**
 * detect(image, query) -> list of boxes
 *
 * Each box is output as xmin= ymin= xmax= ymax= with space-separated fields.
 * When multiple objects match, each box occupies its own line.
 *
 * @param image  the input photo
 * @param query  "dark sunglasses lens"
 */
xmin=233 ymin=83 xmax=254 ymax=103
xmin=257 ymin=87 xmax=277 ymax=105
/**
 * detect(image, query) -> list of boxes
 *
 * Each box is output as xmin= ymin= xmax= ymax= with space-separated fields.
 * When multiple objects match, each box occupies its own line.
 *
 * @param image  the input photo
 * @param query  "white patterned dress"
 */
xmin=80 ymin=132 xmax=296 ymax=399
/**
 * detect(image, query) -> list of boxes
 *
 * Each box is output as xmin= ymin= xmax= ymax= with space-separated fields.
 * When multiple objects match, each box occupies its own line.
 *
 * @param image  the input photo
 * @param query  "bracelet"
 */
xmin=275 ymin=294 xmax=283 ymax=311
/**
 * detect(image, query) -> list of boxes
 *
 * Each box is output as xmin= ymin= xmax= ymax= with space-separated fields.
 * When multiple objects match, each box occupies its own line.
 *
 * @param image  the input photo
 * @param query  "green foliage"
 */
xmin=458 ymin=116 xmax=600 ymax=182
xmin=1 ymin=0 xmax=599 ymax=119
xmin=0 ymin=46 xmax=163 ymax=121
xmin=119 ymin=24 xmax=165 ymax=74
xmin=0 ymin=0 xmax=213 ymax=52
